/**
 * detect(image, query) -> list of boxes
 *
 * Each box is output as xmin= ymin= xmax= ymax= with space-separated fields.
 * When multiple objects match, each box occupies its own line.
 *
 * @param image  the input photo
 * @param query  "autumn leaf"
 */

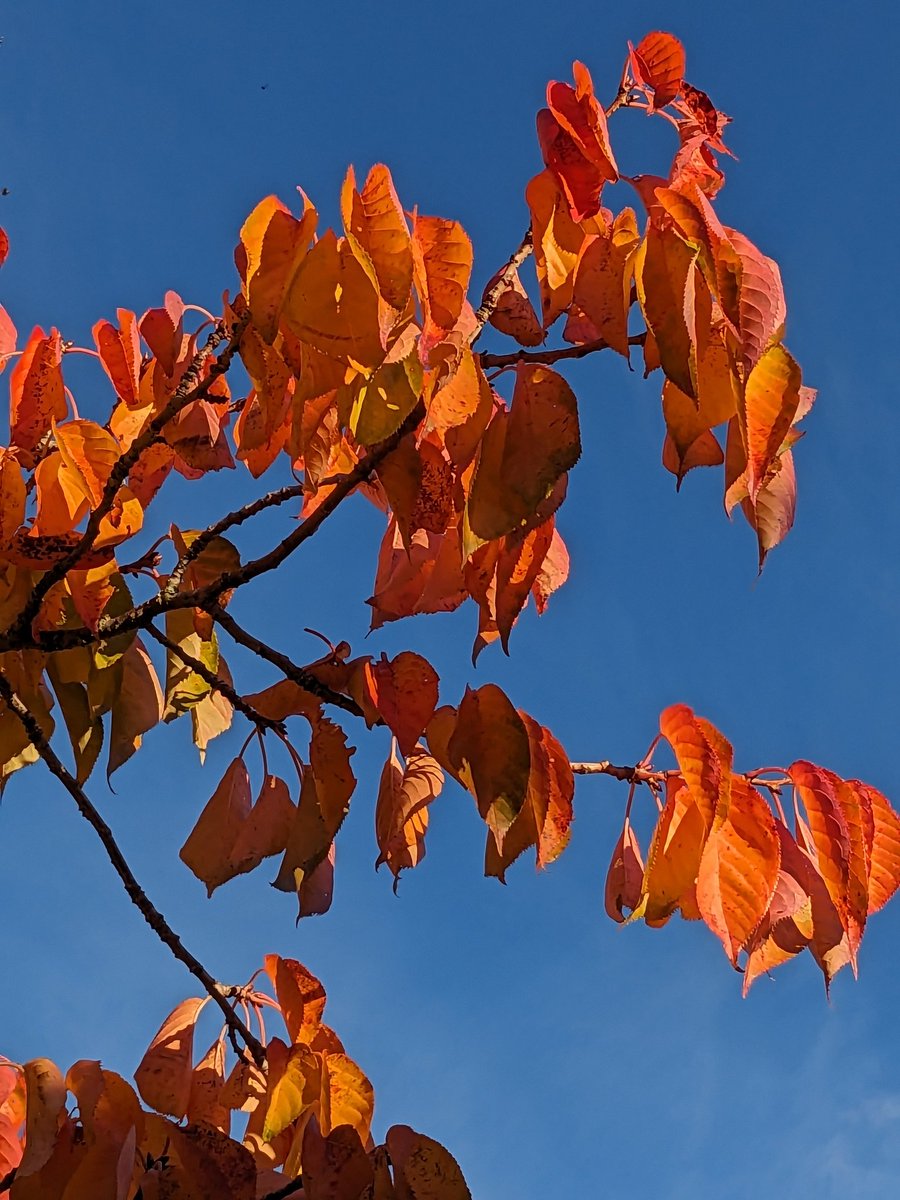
xmin=696 ymin=775 xmax=781 ymax=965
xmin=134 ymin=997 xmax=208 ymax=1119
xmin=282 ymin=230 xmax=384 ymax=367
xmin=485 ymin=265 xmax=544 ymax=347
xmin=239 ymin=193 xmax=317 ymax=342
xmin=659 ymin=704 xmax=730 ymax=829
xmin=411 ymin=213 xmax=473 ymax=367
xmin=640 ymin=780 xmax=708 ymax=925
xmin=446 ymin=684 xmax=531 ymax=850
xmin=264 ymin=955 xmax=327 ymax=1044
xmin=629 ymin=32 xmax=686 ymax=109
xmin=375 ymin=743 xmax=444 ymax=888
xmin=93 ymin=310 xmax=142 ymax=407
xmin=386 ymin=1125 xmax=472 ymax=1200
xmin=605 ymin=819 xmax=645 ymax=922
xmin=9 ymin=327 xmax=67 ymax=464
xmin=0 ymin=449 xmax=26 ymax=547
xmin=342 ymin=163 xmax=413 ymax=342
xmin=526 ymin=170 xmax=586 ymax=327
xmin=180 ymin=757 xmax=254 ymax=896
xmin=300 ymin=1118 xmax=374 ymax=1200
xmin=467 ymin=363 xmax=580 ymax=542
xmin=19 ymin=1058 xmax=67 ymax=1177
xmin=743 ymin=343 xmax=802 ymax=501
xmin=862 ymin=783 xmax=900 ymax=913
xmin=370 ymin=651 xmax=440 ymax=756
xmin=140 ymin=290 xmax=184 ymax=376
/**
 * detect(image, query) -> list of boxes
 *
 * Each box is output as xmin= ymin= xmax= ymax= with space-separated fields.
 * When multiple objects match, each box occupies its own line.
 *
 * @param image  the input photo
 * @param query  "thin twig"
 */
xmin=9 ymin=313 xmax=249 ymax=643
xmin=143 ymin=622 xmax=286 ymax=734
xmin=570 ymin=760 xmax=668 ymax=786
xmin=0 ymin=671 xmax=266 ymax=1067
xmin=260 ymin=1175 xmax=305 ymax=1200
xmin=471 ymin=228 xmax=534 ymax=343
xmin=479 ymin=332 xmax=646 ymax=372
xmin=209 ymin=605 xmax=367 ymax=721
xmin=166 ymin=483 xmax=305 ymax=595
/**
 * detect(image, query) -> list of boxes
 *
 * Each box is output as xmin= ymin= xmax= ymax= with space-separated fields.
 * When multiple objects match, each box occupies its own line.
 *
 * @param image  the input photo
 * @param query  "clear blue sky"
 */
xmin=3 ymin=3 xmax=900 ymax=1197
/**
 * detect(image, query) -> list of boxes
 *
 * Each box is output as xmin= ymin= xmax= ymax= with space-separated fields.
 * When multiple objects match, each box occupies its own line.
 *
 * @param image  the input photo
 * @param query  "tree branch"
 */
xmin=471 ymin=227 xmax=534 ymax=343
xmin=18 ymin=399 xmax=428 ymax=655
xmin=208 ymin=605 xmax=367 ymax=721
xmin=479 ymin=331 xmax=646 ymax=371
xmin=143 ymin=622 xmax=287 ymax=734
xmin=570 ymin=760 xmax=668 ymax=786
xmin=166 ymin=482 xmax=305 ymax=595
xmin=9 ymin=313 xmax=250 ymax=642
xmin=0 ymin=671 xmax=266 ymax=1067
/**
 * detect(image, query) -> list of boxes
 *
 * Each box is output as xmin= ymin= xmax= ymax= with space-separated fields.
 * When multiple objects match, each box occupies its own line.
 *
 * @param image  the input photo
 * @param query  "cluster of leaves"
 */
xmin=605 ymin=706 xmax=900 ymax=993
xmin=0 ymin=28 xmax=884 ymax=1200
xmin=0 ymin=955 xmax=472 ymax=1198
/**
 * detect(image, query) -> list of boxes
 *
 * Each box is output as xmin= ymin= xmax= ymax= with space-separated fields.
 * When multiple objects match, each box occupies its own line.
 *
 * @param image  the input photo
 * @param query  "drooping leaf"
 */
xmin=300 ymin=1118 xmax=374 ymax=1200
xmin=467 ymin=363 xmax=579 ymax=542
xmin=640 ymin=780 xmax=708 ymax=925
xmin=696 ymin=775 xmax=781 ymax=965
xmin=375 ymin=743 xmax=444 ymax=888
xmin=525 ymin=170 xmax=586 ymax=328
xmin=107 ymin=635 xmax=164 ymax=777
xmin=239 ymin=193 xmax=317 ymax=342
xmin=446 ymin=684 xmax=531 ymax=850
xmin=743 ymin=343 xmax=801 ymax=500
xmin=863 ymin=783 xmax=900 ymax=913
xmin=180 ymin=758 xmax=254 ymax=896
xmin=411 ymin=213 xmax=473 ymax=366
xmin=134 ymin=997 xmax=208 ymax=1119
xmin=92 ymin=310 xmax=142 ymax=407
xmin=605 ymin=819 xmax=645 ymax=922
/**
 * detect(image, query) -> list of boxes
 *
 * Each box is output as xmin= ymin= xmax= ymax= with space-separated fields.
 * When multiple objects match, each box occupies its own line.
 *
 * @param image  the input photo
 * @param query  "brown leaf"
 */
xmin=108 ymin=635 xmax=164 ymax=777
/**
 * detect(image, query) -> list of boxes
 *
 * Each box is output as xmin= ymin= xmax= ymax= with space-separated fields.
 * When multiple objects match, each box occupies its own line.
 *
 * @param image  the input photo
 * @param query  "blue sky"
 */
xmin=2 ymin=2 xmax=900 ymax=1196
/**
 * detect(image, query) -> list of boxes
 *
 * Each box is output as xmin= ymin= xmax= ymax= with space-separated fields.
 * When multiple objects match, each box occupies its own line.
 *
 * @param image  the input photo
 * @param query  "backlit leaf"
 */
xmin=370 ymin=651 xmax=439 ymax=757
xmin=19 ymin=1058 xmax=66 ymax=1177
xmin=630 ymin=32 xmax=686 ymax=108
xmin=375 ymin=743 xmax=444 ymax=887
xmin=386 ymin=1125 xmax=472 ymax=1200
xmin=180 ymin=758 xmax=253 ymax=896
xmin=134 ymin=996 xmax=208 ymax=1119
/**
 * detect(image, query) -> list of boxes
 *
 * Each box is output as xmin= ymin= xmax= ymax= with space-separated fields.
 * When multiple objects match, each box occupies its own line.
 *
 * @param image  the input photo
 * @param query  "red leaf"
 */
xmin=605 ymin=819 xmax=645 ymax=921
xmin=370 ymin=651 xmax=440 ymax=757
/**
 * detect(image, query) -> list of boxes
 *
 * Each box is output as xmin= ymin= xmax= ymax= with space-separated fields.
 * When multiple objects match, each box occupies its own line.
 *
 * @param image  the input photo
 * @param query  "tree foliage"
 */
xmin=1 ymin=29 xmax=898 ymax=1198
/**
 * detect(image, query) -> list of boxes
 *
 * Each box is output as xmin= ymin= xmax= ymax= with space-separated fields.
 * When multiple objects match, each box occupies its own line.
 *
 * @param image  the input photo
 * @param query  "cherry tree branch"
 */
xmin=208 ymin=605 xmax=367 ymax=721
xmin=570 ymin=760 xmax=668 ymax=786
xmin=143 ymin=622 xmax=287 ymax=734
xmin=471 ymin=228 xmax=534 ymax=342
xmin=13 ymin=399 xmax=427 ymax=655
xmin=166 ymin=481 xmax=305 ymax=595
xmin=0 ymin=671 xmax=266 ymax=1067
xmin=479 ymin=332 xmax=646 ymax=372
xmin=9 ymin=313 xmax=250 ymax=642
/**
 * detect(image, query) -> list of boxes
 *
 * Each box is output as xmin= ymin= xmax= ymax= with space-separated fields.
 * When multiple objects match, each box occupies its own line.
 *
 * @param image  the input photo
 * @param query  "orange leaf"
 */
xmin=564 ymin=218 xmax=638 ymax=356
xmin=788 ymin=761 xmax=851 ymax=934
xmin=93 ymin=310 xmax=142 ymax=406
xmin=0 ymin=448 xmax=25 ymax=546
xmin=411 ymin=213 xmax=474 ymax=366
xmin=134 ymin=997 xmax=208 ymax=1119
xmin=495 ymin=517 xmax=556 ymax=653
xmin=375 ymin=743 xmax=444 ymax=887
xmin=187 ymin=1038 xmax=229 ymax=1134
xmin=300 ymin=1119 xmax=374 ymax=1200
xmin=9 ymin=327 xmax=67 ymax=464
xmin=743 ymin=823 xmax=815 ymax=994
xmin=629 ymin=32 xmax=686 ymax=108
xmin=531 ymin=526 xmax=569 ymax=615
xmin=180 ymin=758 xmax=253 ymax=896
xmin=140 ymin=290 xmax=184 ymax=376
xmin=743 ymin=344 xmax=801 ymax=500
xmin=370 ymin=651 xmax=439 ymax=757
xmin=467 ymin=363 xmax=579 ymax=541
xmin=659 ymin=704 xmax=729 ymax=829
xmin=53 ymin=419 xmax=120 ymax=509
xmin=525 ymin=170 xmax=586 ymax=328
xmin=368 ymin=520 xmax=468 ymax=630
xmin=862 ymin=783 xmax=900 ymax=913
xmin=447 ymin=684 xmax=531 ymax=849
xmin=696 ymin=776 xmax=781 ymax=965
xmin=283 ymin=230 xmax=384 ymax=368
xmin=342 ymin=163 xmax=413 ymax=339
xmin=32 ymin=452 xmax=89 ymax=536
xmin=386 ymin=1125 xmax=472 ymax=1200
xmin=240 ymin=193 xmax=317 ymax=343
xmin=19 ymin=1058 xmax=67 ymax=1178
xmin=228 ymin=774 xmax=296 ymax=878
xmin=605 ymin=819 xmax=645 ymax=922
xmin=264 ymin=955 xmax=327 ymax=1045
xmin=539 ymin=62 xmax=618 ymax=221
xmin=742 ymin=448 xmax=796 ymax=569
xmin=640 ymin=780 xmax=708 ymax=925
xmin=0 ymin=1063 xmax=24 ymax=1179
xmin=484 ymin=712 xmax=574 ymax=881
xmin=485 ymin=266 xmax=544 ymax=347
xmin=106 ymin=635 xmax=164 ymax=776
xmin=634 ymin=225 xmax=704 ymax=399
